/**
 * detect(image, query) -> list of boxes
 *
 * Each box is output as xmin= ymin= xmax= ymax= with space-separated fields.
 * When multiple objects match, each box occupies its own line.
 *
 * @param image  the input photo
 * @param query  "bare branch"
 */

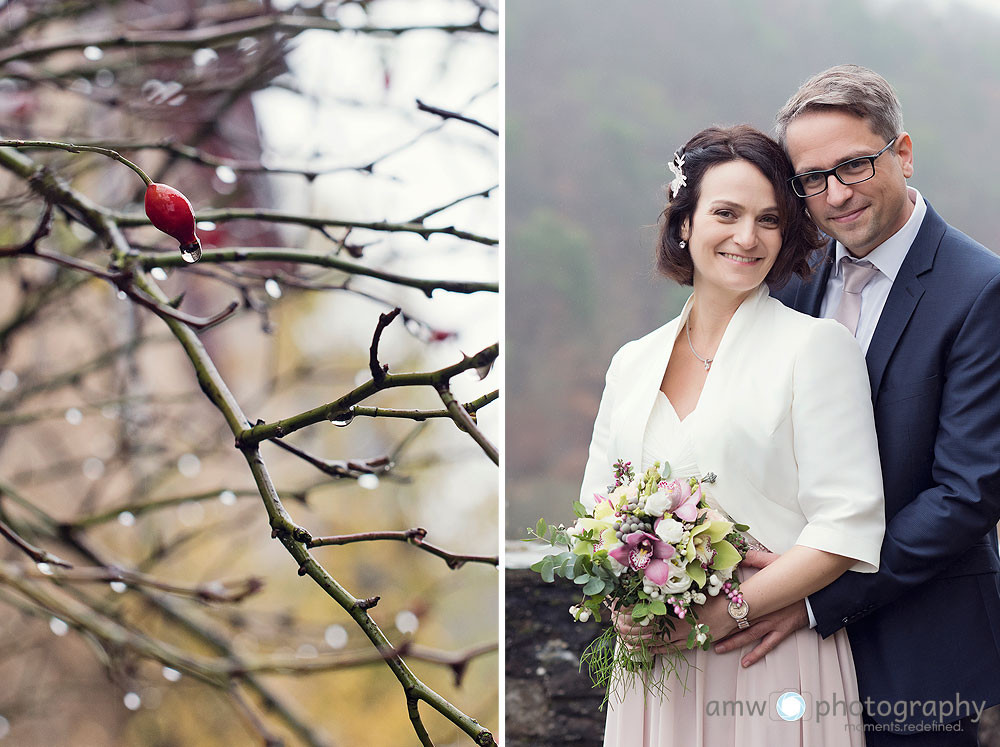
xmin=120 ymin=209 xmax=499 ymax=246
xmin=268 ymin=438 xmax=394 ymax=481
xmin=308 ymin=527 xmax=498 ymax=570
xmin=0 ymin=14 xmax=495 ymax=68
xmin=437 ymin=385 xmax=499 ymax=465
xmin=25 ymin=564 xmax=265 ymax=603
xmin=370 ymin=307 xmax=401 ymax=382
xmin=416 ymin=99 xmax=499 ymax=136
xmin=237 ymin=344 xmax=499 ymax=446
xmin=0 ymin=517 xmax=72 ymax=569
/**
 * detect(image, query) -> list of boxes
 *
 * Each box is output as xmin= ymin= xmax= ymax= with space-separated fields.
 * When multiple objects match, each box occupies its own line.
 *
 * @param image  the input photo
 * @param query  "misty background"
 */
xmin=505 ymin=0 xmax=1000 ymax=538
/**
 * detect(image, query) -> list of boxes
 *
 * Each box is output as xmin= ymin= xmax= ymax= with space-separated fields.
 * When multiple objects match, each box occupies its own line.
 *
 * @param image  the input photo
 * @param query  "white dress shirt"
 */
xmin=805 ymin=185 xmax=926 ymax=628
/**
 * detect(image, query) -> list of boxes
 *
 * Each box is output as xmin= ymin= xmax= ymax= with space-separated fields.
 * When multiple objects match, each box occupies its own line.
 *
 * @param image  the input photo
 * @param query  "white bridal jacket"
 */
xmin=580 ymin=284 xmax=885 ymax=573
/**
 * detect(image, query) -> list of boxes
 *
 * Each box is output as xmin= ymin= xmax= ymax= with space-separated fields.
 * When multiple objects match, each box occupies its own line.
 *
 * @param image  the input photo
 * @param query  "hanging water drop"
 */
xmin=358 ymin=473 xmax=380 ymax=490
xmin=49 ymin=617 xmax=69 ymax=636
xmin=329 ymin=409 xmax=355 ymax=427
xmin=180 ymin=243 xmax=202 ymax=263
xmin=123 ymin=692 xmax=141 ymax=711
xmin=110 ymin=581 xmax=127 ymax=594
xmin=162 ymin=666 xmax=182 ymax=682
xmin=150 ymin=267 xmax=168 ymax=281
xmin=83 ymin=46 xmax=104 ymax=61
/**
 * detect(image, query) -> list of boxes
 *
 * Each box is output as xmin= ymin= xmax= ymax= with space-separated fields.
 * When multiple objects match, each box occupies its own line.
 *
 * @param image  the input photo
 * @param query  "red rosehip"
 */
xmin=144 ymin=182 xmax=202 ymax=263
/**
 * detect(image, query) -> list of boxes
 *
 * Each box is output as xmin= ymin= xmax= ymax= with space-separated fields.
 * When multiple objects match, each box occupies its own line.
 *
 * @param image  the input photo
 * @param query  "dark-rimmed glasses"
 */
xmin=789 ymin=136 xmax=899 ymax=198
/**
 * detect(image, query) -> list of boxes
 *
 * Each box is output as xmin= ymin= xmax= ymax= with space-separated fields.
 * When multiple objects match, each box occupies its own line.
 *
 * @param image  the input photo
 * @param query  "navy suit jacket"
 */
xmin=773 ymin=201 xmax=1000 ymax=727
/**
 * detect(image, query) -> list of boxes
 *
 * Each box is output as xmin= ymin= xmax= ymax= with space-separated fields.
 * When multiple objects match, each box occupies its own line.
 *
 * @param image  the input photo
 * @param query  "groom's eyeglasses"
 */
xmin=789 ymin=136 xmax=899 ymax=198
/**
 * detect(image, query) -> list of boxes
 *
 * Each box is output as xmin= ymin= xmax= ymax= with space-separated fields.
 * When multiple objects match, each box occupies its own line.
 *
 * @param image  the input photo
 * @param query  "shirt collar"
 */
xmin=832 ymin=186 xmax=926 ymax=281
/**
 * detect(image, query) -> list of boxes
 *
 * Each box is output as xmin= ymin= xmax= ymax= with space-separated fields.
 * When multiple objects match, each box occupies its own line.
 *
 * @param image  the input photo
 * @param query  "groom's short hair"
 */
xmin=775 ymin=65 xmax=904 ymax=147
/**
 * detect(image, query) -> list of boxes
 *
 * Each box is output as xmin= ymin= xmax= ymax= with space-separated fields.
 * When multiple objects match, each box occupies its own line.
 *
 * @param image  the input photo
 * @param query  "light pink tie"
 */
xmin=832 ymin=258 xmax=879 ymax=336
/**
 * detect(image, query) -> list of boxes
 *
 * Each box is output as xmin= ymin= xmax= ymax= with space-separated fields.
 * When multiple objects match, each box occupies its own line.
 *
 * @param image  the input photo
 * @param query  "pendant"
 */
xmin=703 ymin=360 xmax=712 ymax=371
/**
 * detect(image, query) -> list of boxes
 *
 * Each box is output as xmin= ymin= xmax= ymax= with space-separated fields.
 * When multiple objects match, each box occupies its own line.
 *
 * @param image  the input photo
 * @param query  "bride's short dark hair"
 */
xmin=657 ymin=125 xmax=823 ymax=289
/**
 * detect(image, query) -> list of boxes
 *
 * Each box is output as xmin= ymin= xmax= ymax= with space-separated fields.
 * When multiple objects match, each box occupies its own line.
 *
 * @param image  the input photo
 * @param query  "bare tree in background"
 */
xmin=0 ymin=1 xmax=499 ymax=745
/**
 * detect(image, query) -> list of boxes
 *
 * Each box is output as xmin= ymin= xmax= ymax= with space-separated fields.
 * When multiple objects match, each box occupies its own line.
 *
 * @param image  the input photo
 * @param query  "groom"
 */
xmin=715 ymin=65 xmax=1000 ymax=745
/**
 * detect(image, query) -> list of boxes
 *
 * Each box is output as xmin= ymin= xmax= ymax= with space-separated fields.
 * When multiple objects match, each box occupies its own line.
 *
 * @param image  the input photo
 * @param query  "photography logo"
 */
xmin=775 ymin=691 xmax=807 ymax=722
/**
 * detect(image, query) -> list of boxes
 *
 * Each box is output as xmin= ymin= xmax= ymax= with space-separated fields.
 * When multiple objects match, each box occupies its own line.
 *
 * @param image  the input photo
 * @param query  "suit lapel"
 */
xmin=866 ymin=203 xmax=945 ymax=399
xmin=796 ymin=242 xmax=835 ymax=316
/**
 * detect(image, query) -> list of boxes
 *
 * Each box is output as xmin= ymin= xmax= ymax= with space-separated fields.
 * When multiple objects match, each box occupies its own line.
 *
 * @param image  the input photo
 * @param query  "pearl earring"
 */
xmin=679 ymin=240 xmax=687 ymax=249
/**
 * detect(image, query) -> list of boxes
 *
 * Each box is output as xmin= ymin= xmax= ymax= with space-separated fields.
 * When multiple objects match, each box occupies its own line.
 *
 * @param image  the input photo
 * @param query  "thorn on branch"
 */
xmin=355 ymin=596 xmax=380 ymax=610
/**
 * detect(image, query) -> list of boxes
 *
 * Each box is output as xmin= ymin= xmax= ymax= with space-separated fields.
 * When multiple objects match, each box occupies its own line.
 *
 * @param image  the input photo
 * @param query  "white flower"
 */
xmin=655 ymin=517 xmax=684 ymax=544
xmin=660 ymin=556 xmax=694 ymax=594
xmin=644 ymin=487 xmax=670 ymax=517
xmin=691 ymin=592 xmax=707 ymax=605
xmin=579 ymin=609 xmax=591 ymax=623
xmin=669 ymin=151 xmax=687 ymax=198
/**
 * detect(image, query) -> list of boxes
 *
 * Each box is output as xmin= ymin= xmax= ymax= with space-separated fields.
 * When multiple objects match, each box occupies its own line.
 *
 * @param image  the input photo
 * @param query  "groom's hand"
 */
xmin=713 ymin=600 xmax=809 ymax=666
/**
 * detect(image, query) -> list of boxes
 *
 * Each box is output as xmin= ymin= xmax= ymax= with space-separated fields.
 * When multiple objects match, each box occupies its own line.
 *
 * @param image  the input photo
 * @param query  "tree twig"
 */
xmin=415 ymin=99 xmax=499 ymax=136
xmin=308 ymin=528 xmax=498 ymax=570
xmin=370 ymin=307 xmax=401 ymax=382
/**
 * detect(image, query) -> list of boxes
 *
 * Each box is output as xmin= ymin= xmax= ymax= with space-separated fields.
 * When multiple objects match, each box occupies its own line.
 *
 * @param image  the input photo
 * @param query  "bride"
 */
xmin=580 ymin=125 xmax=885 ymax=746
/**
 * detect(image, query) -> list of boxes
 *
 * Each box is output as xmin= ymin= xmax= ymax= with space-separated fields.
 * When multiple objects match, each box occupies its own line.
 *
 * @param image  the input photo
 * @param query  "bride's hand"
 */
xmin=611 ymin=603 xmax=691 ymax=651
xmin=610 ymin=603 xmax=662 ymax=650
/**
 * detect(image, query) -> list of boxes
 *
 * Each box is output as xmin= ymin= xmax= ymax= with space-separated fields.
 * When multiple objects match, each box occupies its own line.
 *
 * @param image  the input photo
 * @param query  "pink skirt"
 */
xmin=602 ymin=570 xmax=865 ymax=747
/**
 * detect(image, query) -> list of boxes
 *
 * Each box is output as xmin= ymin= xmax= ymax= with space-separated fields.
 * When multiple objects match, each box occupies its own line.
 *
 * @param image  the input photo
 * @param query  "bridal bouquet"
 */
xmin=528 ymin=459 xmax=751 ymax=704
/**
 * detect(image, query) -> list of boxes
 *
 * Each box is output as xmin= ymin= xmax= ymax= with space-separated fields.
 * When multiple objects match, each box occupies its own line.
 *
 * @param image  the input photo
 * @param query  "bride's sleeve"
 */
xmin=578 ymin=348 xmax=623 ymax=512
xmin=792 ymin=320 xmax=886 ymax=573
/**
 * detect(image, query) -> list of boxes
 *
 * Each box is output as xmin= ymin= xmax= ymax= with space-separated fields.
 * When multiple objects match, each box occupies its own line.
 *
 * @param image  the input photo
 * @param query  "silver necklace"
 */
xmin=685 ymin=320 xmax=713 ymax=371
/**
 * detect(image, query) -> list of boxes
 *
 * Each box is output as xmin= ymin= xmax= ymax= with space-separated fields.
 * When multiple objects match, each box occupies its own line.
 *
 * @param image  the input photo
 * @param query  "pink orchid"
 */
xmin=660 ymin=479 xmax=701 ymax=523
xmin=608 ymin=531 xmax=676 ymax=585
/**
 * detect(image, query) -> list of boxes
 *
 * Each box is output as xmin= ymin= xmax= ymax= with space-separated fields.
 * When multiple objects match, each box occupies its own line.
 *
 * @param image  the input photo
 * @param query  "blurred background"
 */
xmin=0 ymin=0 xmax=498 ymax=745
xmin=505 ymin=0 xmax=1000 ymax=538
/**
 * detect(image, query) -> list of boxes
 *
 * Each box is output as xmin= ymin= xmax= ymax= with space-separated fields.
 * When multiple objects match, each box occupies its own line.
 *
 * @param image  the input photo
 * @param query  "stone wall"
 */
xmin=505 ymin=569 xmax=607 ymax=747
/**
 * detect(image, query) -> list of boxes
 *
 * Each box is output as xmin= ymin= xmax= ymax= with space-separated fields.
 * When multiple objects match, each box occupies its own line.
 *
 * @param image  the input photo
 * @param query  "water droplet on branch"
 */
xmin=123 ymin=692 xmax=141 ymax=711
xmin=83 ymin=46 xmax=104 ymax=61
xmin=150 ymin=267 xmax=168 ymax=281
xmin=49 ymin=617 xmax=69 ymax=636
xmin=329 ymin=409 xmax=355 ymax=427
xmin=358 ymin=474 xmax=380 ymax=490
